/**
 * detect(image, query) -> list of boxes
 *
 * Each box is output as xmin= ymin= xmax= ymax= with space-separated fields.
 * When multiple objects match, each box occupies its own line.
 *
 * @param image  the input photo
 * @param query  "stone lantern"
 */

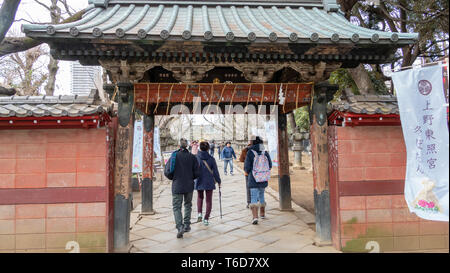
xmin=292 ymin=131 xmax=309 ymax=170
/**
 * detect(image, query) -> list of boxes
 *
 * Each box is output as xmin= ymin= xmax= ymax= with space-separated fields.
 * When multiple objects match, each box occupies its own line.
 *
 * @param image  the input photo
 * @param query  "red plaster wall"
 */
xmin=330 ymin=126 xmax=449 ymax=253
xmin=0 ymin=128 xmax=111 ymax=253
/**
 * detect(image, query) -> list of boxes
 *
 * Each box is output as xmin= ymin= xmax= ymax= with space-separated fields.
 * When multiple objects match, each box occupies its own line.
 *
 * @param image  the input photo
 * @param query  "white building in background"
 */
xmin=70 ymin=61 xmax=102 ymax=95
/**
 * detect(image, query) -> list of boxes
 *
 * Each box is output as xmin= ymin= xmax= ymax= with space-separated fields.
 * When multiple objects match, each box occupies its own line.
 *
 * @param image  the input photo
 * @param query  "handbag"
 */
xmin=202 ymin=160 xmax=218 ymax=184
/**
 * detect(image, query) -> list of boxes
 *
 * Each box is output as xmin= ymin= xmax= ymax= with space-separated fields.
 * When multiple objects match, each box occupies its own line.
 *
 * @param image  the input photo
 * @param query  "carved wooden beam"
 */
xmin=162 ymin=64 xmax=215 ymax=82
xmin=290 ymin=62 xmax=342 ymax=82
xmin=234 ymin=64 xmax=286 ymax=83
xmin=99 ymin=60 xmax=156 ymax=83
xmin=98 ymin=59 xmax=342 ymax=85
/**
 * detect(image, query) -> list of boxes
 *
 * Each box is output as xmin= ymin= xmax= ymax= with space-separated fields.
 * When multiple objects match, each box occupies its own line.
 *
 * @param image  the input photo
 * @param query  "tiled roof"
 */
xmin=22 ymin=0 xmax=418 ymax=44
xmin=329 ymin=88 xmax=399 ymax=115
xmin=0 ymin=89 xmax=110 ymax=118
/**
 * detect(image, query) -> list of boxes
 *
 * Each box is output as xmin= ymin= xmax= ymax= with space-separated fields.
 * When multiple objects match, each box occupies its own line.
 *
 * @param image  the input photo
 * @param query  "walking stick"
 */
xmin=219 ymin=185 xmax=223 ymax=219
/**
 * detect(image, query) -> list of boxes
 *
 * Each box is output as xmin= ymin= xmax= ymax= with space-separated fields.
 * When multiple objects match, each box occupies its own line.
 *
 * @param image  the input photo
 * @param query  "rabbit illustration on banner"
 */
xmin=412 ymin=178 xmax=441 ymax=213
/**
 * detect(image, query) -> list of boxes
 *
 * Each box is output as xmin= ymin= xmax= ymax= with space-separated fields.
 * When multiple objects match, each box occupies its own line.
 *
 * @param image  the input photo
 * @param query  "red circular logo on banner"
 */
xmin=418 ymin=80 xmax=432 ymax=96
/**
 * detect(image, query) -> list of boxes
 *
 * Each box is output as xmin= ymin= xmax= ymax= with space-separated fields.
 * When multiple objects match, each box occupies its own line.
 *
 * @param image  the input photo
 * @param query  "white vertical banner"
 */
xmin=132 ymin=119 xmax=143 ymax=173
xmin=392 ymin=64 xmax=449 ymax=221
xmin=153 ymin=126 xmax=162 ymax=162
xmin=264 ymin=120 xmax=278 ymax=167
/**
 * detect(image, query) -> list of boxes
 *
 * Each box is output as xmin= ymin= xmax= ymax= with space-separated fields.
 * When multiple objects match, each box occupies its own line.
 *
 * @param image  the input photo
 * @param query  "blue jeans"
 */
xmin=223 ymin=159 xmax=233 ymax=174
xmin=250 ymin=188 xmax=265 ymax=204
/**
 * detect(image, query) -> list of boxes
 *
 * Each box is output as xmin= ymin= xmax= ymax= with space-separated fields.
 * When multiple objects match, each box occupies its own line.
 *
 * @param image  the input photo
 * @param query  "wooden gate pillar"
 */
xmin=310 ymin=82 xmax=338 ymax=243
xmin=113 ymin=82 xmax=134 ymax=252
xmin=277 ymin=108 xmax=293 ymax=211
xmin=141 ymin=113 xmax=155 ymax=215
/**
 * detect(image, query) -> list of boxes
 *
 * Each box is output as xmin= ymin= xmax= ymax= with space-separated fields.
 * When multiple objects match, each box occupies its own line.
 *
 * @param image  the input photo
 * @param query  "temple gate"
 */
xmin=23 ymin=0 xmax=418 ymax=252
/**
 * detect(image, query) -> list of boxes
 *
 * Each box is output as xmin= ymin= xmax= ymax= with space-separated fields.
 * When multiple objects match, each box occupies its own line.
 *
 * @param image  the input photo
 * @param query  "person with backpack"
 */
xmin=221 ymin=141 xmax=237 ymax=175
xmin=195 ymin=141 xmax=221 ymax=226
xmin=244 ymin=136 xmax=272 ymax=225
xmin=164 ymin=138 xmax=200 ymax=238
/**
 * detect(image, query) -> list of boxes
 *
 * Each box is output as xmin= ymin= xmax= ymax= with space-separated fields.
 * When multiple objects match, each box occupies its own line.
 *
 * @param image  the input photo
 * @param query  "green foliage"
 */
xmin=367 ymin=70 xmax=389 ymax=95
xmin=293 ymin=106 xmax=310 ymax=132
xmin=328 ymin=68 xmax=390 ymax=96
xmin=328 ymin=68 xmax=359 ymax=96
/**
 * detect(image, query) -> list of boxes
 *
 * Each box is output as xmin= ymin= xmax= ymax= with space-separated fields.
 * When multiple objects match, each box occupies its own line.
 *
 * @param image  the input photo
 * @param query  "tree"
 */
xmin=334 ymin=0 xmax=449 ymax=94
xmin=0 ymin=0 xmax=86 ymax=95
xmin=0 ymin=0 xmax=21 ymax=43
xmin=0 ymin=43 xmax=48 ymax=95
xmin=293 ymin=106 xmax=310 ymax=132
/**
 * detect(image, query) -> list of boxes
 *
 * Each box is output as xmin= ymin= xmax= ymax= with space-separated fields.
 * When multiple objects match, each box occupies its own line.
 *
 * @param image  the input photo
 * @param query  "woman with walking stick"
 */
xmin=195 ymin=141 xmax=222 ymax=226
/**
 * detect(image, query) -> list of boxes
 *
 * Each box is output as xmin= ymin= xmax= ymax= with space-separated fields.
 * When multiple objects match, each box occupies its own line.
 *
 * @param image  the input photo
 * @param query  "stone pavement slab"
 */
xmin=129 ymin=157 xmax=340 ymax=253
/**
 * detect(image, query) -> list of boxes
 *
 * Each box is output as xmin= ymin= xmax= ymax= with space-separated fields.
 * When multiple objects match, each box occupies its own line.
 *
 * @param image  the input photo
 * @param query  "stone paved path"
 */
xmin=129 ymin=159 xmax=340 ymax=253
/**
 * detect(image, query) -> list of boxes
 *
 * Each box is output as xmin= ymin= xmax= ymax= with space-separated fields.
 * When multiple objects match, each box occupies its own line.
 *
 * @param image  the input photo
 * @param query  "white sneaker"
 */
xmin=197 ymin=213 xmax=202 ymax=222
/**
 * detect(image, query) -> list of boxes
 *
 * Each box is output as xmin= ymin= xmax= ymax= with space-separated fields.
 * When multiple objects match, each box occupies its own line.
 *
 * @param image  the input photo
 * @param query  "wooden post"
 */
xmin=277 ymin=108 xmax=292 ymax=211
xmin=113 ymin=82 xmax=134 ymax=252
xmin=141 ymin=113 xmax=155 ymax=215
xmin=310 ymin=82 xmax=338 ymax=244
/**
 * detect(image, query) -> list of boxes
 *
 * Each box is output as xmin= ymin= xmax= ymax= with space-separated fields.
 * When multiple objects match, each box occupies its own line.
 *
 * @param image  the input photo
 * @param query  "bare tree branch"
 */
xmin=0 ymin=8 xmax=85 ymax=57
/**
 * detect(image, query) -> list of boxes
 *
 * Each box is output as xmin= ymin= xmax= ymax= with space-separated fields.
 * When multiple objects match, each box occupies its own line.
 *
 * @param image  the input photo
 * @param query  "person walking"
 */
xmin=217 ymin=141 xmax=223 ymax=160
xmin=171 ymin=138 xmax=200 ymax=238
xmin=239 ymin=140 xmax=253 ymax=208
xmin=209 ymin=140 xmax=215 ymax=157
xmin=195 ymin=141 xmax=221 ymax=226
xmin=221 ymin=141 xmax=237 ymax=175
xmin=190 ymin=140 xmax=199 ymax=155
xmin=244 ymin=136 xmax=272 ymax=225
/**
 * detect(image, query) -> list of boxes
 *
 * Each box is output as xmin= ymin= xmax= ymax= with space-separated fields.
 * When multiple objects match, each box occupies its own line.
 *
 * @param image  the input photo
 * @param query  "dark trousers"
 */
xmin=197 ymin=190 xmax=213 ymax=220
xmin=172 ymin=191 xmax=193 ymax=230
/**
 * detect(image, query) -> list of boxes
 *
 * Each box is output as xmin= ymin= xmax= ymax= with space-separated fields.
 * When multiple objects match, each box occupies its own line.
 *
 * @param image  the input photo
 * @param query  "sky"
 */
xmin=4 ymin=0 xmax=95 ymax=95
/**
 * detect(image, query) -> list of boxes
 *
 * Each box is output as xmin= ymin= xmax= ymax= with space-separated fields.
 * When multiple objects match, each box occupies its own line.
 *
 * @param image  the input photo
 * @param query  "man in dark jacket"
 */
xmin=221 ymin=141 xmax=237 ymax=175
xmin=172 ymin=138 xmax=200 ymax=238
xmin=195 ymin=142 xmax=221 ymax=226
xmin=244 ymin=136 xmax=272 ymax=225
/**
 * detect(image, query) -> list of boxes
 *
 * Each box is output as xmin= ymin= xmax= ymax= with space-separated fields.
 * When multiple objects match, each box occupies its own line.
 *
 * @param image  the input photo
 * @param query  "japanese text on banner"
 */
xmin=392 ymin=64 xmax=449 ymax=221
xmin=132 ymin=119 xmax=143 ymax=173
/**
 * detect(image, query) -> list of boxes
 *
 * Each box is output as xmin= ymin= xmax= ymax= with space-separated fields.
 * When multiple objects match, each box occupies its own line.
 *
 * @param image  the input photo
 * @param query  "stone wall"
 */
xmin=329 ymin=125 xmax=449 ymax=253
xmin=0 ymin=128 xmax=112 ymax=253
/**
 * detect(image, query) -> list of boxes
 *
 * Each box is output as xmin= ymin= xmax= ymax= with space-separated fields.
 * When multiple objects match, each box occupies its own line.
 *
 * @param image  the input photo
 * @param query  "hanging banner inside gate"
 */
xmin=265 ymin=120 xmax=278 ymax=167
xmin=392 ymin=63 xmax=449 ymax=222
xmin=132 ymin=119 xmax=143 ymax=173
xmin=154 ymin=126 xmax=162 ymax=163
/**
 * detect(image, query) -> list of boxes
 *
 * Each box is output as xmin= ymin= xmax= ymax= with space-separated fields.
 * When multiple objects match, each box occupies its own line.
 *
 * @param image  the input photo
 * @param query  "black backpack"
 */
xmin=163 ymin=151 xmax=178 ymax=180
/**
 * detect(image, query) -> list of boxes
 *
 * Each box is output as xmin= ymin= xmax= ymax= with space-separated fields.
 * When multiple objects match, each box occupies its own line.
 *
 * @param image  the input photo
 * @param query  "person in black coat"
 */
xmin=209 ymin=140 xmax=215 ymax=157
xmin=171 ymin=138 xmax=200 ymax=238
xmin=244 ymin=136 xmax=272 ymax=225
xmin=195 ymin=142 xmax=221 ymax=226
